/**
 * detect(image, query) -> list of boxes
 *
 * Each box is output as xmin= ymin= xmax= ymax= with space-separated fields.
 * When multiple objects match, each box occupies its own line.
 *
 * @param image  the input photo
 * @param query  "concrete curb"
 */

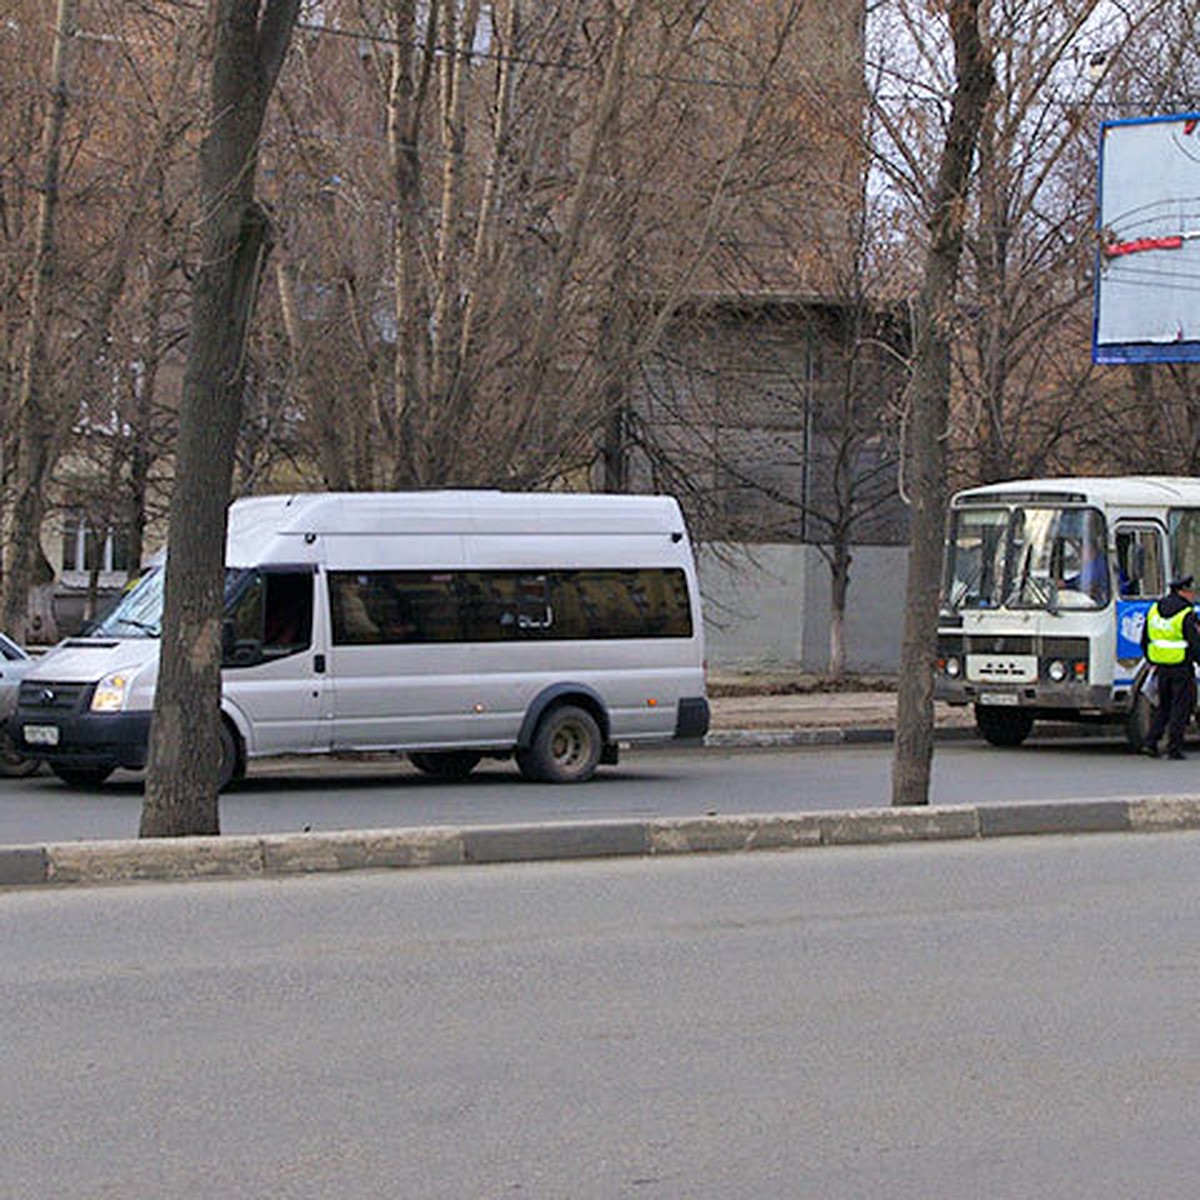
xmin=4 ymin=795 xmax=1200 ymax=890
xmin=702 ymin=724 xmax=1113 ymax=749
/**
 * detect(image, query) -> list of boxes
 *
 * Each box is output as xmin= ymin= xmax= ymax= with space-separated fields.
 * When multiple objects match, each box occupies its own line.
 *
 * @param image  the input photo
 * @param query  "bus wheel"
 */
xmin=408 ymin=751 xmax=482 ymax=781
xmin=975 ymin=704 xmax=1033 ymax=747
xmin=50 ymin=763 xmax=115 ymax=787
xmin=517 ymin=704 xmax=602 ymax=784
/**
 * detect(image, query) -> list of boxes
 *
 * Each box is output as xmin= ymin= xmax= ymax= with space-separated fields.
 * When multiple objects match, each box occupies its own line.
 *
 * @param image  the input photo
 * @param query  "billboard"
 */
xmin=1094 ymin=112 xmax=1200 ymax=364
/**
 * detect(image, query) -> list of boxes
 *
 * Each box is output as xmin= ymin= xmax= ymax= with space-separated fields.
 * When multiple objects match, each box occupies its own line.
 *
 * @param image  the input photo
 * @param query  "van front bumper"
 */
xmin=8 ymin=710 xmax=151 ymax=771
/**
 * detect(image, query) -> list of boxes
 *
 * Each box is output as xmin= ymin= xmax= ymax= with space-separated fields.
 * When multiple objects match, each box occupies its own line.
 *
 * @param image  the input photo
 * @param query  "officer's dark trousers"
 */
xmin=1146 ymin=664 xmax=1197 ymax=755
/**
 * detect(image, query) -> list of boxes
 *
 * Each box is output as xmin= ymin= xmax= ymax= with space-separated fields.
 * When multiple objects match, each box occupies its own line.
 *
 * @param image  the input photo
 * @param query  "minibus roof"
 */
xmin=226 ymin=491 xmax=688 ymax=563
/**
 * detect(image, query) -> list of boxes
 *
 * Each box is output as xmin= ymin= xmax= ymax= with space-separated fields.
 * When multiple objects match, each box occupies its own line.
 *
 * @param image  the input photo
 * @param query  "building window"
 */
xmin=61 ymin=514 xmax=131 ymax=574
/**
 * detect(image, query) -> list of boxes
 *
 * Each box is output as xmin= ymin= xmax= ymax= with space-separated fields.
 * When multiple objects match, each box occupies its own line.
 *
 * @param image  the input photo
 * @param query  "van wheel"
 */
xmin=517 ymin=704 xmax=602 ymax=784
xmin=50 ymin=763 xmax=115 ymax=787
xmin=218 ymin=720 xmax=241 ymax=792
xmin=0 ymin=729 xmax=40 ymax=778
xmin=408 ymin=751 xmax=481 ymax=781
xmin=975 ymin=704 xmax=1033 ymax=747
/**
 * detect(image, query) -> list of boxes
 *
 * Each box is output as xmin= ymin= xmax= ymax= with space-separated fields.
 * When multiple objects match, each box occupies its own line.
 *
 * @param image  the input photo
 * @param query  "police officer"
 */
xmin=1140 ymin=573 xmax=1200 ymax=759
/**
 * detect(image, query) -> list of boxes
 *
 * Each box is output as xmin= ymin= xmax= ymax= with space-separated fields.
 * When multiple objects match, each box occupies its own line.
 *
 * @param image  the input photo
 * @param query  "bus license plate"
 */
xmin=978 ymin=692 xmax=1019 ymax=707
xmin=24 ymin=725 xmax=59 ymax=747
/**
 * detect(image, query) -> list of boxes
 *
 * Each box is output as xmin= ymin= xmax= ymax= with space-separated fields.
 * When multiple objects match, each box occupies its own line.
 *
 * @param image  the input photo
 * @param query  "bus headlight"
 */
xmin=91 ymin=673 xmax=130 ymax=712
xmin=1047 ymin=660 xmax=1068 ymax=683
xmin=944 ymin=656 xmax=962 ymax=679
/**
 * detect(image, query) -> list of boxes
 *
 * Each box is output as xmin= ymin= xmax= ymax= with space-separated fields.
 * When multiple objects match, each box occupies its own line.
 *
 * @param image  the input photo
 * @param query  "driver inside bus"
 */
xmin=1065 ymin=537 xmax=1109 ymax=604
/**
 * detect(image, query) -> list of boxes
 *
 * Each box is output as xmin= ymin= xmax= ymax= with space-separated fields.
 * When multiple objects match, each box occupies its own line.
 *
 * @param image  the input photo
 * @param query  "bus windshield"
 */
xmin=943 ymin=505 xmax=1109 ymax=612
xmin=89 ymin=567 xmax=252 ymax=638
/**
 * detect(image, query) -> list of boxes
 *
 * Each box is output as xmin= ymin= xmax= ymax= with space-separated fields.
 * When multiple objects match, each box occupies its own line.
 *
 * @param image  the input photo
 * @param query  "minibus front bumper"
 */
xmin=9 ymin=709 xmax=151 ymax=772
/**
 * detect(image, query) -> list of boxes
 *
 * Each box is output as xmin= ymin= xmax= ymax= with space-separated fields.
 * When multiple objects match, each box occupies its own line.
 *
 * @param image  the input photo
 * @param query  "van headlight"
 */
xmin=91 ymin=673 xmax=130 ymax=712
xmin=944 ymin=656 xmax=962 ymax=679
xmin=1047 ymin=660 xmax=1068 ymax=683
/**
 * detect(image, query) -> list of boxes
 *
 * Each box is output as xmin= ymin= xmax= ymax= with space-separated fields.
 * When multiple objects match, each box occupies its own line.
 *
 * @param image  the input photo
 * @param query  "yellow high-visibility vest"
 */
xmin=1147 ymin=603 xmax=1189 ymax=665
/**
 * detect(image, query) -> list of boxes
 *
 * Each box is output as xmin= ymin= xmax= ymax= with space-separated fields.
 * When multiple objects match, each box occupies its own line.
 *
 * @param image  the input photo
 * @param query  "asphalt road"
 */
xmin=0 ymin=736 xmax=1194 ymax=846
xmin=4 ymin=833 xmax=1200 ymax=1198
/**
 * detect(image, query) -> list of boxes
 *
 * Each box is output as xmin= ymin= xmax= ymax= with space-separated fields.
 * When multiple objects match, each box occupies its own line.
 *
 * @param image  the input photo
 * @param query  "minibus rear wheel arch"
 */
xmin=517 ymin=685 xmax=610 ymax=750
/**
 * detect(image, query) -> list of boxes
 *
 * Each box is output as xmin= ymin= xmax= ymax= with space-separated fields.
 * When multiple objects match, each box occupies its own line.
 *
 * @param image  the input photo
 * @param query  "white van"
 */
xmin=11 ymin=491 xmax=710 ymax=788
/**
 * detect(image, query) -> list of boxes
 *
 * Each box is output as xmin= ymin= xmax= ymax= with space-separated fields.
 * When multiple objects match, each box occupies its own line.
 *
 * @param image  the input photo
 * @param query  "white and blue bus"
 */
xmin=935 ymin=476 xmax=1200 ymax=746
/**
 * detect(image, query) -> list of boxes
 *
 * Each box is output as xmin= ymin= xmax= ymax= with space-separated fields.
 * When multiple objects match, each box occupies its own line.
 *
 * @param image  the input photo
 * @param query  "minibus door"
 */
xmin=222 ymin=565 xmax=328 ymax=756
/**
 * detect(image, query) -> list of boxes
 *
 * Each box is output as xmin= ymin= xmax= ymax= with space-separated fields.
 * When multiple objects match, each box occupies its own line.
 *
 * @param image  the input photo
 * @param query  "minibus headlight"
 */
xmin=944 ymin=656 xmax=962 ymax=679
xmin=91 ymin=673 xmax=129 ymax=712
xmin=1047 ymin=660 xmax=1068 ymax=683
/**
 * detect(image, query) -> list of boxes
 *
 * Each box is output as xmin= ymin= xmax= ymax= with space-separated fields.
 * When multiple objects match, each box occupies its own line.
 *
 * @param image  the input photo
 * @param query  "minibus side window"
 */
xmin=329 ymin=571 xmax=460 ymax=644
xmin=224 ymin=570 xmax=313 ymax=663
xmin=262 ymin=572 xmax=313 ymax=656
xmin=329 ymin=567 xmax=694 ymax=644
xmin=460 ymin=573 xmax=552 ymax=640
xmin=557 ymin=569 xmax=692 ymax=638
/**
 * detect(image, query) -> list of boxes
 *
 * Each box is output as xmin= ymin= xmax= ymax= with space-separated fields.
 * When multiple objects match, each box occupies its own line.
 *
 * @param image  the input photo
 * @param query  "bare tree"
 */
xmin=951 ymin=0 xmax=1177 ymax=486
xmin=891 ymin=0 xmax=993 ymax=808
xmin=2 ymin=0 xmax=79 ymax=642
xmin=141 ymin=0 xmax=299 ymax=838
xmin=266 ymin=0 xmax=837 ymax=496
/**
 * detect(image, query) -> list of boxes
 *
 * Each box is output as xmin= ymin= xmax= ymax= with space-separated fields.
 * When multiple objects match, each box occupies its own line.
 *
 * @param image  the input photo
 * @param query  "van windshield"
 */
xmin=943 ymin=504 xmax=1110 ymax=612
xmin=89 ymin=567 xmax=251 ymax=638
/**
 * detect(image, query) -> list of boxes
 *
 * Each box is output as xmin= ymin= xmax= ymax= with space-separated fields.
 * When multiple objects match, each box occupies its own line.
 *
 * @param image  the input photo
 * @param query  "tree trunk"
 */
xmin=828 ymin=541 xmax=850 ymax=681
xmin=387 ymin=0 xmax=435 ymax=487
xmin=892 ymin=0 xmax=994 ymax=807
xmin=141 ymin=0 xmax=298 ymax=838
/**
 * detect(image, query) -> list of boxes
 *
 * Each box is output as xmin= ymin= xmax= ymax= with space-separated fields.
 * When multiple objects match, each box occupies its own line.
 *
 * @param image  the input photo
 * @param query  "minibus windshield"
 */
xmin=89 ymin=567 xmax=252 ymax=638
xmin=943 ymin=504 xmax=1109 ymax=612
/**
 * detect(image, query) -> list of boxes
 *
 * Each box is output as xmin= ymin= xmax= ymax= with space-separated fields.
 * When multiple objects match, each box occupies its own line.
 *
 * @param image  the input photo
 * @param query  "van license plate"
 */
xmin=978 ymin=692 xmax=1019 ymax=707
xmin=24 ymin=725 xmax=59 ymax=747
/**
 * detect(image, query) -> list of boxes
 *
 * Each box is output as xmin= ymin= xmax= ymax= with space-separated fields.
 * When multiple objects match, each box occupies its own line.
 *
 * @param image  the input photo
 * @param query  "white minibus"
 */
xmin=935 ymin=475 xmax=1200 ymax=747
xmin=11 ymin=491 xmax=710 ymax=787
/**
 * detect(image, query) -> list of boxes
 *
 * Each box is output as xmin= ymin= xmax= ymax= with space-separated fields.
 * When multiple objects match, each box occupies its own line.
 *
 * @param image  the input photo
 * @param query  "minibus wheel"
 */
xmin=517 ymin=704 xmax=602 ymax=784
xmin=974 ymin=704 xmax=1033 ymax=747
xmin=217 ymin=720 xmax=241 ymax=792
xmin=408 ymin=750 xmax=482 ymax=781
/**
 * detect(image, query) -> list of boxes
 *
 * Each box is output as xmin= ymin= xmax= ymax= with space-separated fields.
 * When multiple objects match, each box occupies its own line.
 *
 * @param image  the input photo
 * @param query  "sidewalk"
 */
xmin=706 ymin=671 xmax=976 ymax=743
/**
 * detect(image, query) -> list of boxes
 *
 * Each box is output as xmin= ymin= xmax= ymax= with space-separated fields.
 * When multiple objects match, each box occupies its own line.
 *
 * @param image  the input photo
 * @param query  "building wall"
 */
xmin=698 ymin=542 xmax=907 ymax=672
